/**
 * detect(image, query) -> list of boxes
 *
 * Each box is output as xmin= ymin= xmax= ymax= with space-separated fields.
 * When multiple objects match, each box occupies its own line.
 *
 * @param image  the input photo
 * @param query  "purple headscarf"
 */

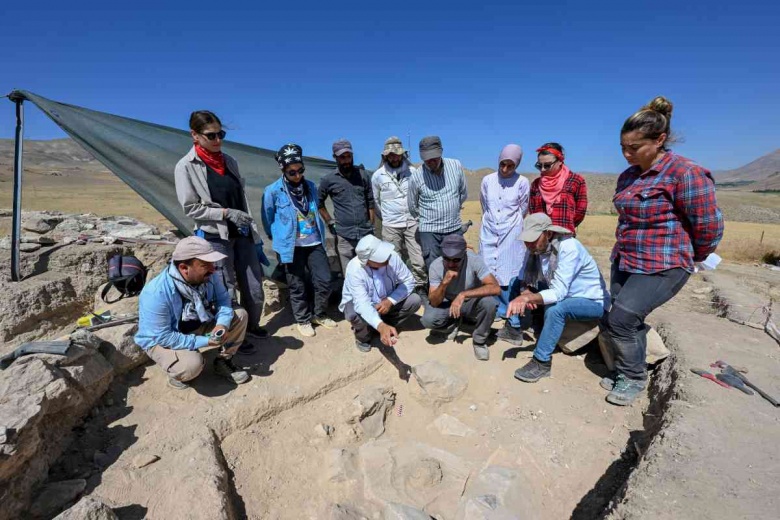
xmin=499 ymin=144 xmax=523 ymax=172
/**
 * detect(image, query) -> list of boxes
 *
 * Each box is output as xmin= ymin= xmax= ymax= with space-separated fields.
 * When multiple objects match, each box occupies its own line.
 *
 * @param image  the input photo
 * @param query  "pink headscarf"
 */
xmin=499 ymin=144 xmax=523 ymax=173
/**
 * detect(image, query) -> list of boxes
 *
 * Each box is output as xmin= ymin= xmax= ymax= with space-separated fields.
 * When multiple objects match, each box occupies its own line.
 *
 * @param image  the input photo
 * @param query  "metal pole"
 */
xmin=10 ymin=95 xmax=24 ymax=281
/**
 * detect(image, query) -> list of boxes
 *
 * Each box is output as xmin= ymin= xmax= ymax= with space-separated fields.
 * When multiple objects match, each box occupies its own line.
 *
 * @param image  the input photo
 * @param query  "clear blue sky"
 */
xmin=2 ymin=0 xmax=778 ymax=172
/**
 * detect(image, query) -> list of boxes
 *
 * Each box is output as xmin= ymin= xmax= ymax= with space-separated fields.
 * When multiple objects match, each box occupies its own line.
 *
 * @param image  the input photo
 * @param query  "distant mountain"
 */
xmin=716 ymin=149 xmax=780 ymax=191
xmin=0 ymin=138 xmax=105 ymax=173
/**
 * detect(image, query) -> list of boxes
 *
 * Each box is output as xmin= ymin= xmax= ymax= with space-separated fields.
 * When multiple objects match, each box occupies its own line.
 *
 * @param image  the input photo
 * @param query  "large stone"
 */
xmin=558 ymin=320 xmax=600 ymax=354
xmin=53 ymin=496 xmax=119 ymax=520
xmin=96 ymin=217 xmax=158 ymax=239
xmin=598 ymin=327 xmax=670 ymax=371
xmin=359 ymin=440 xmax=471 ymax=519
xmin=383 ymin=502 xmax=433 ymax=520
xmin=456 ymin=465 xmax=541 ymax=520
xmin=20 ymin=242 xmax=42 ymax=253
xmin=23 ymin=218 xmax=54 ymax=234
xmin=29 ymin=479 xmax=87 ymax=518
xmin=432 ymin=414 xmax=475 ymax=438
xmin=93 ymin=322 xmax=148 ymax=374
xmin=21 ymin=234 xmax=56 ymax=245
xmin=350 ymin=386 xmax=395 ymax=439
xmin=0 ymin=347 xmax=114 ymax=520
xmin=411 ymin=361 xmax=468 ymax=406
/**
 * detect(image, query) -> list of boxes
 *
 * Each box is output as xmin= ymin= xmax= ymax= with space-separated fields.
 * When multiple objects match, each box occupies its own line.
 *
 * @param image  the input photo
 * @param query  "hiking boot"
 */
xmin=297 ymin=322 xmax=316 ymax=337
xmin=237 ymin=341 xmax=257 ymax=355
xmin=514 ymin=357 xmax=551 ymax=383
xmin=312 ymin=316 xmax=338 ymax=329
xmin=600 ymin=372 xmax=617 ymax=391
xmin=496 ymin=323 xmax=524 ymax=346
xmin=473 ymin=341 xmax=489 ymax=361
xmin=213 ymin=357 xmax=250 ymax=384
xmin=247 ymin=326 xmax=269 ymax=339
xmin=167 ymin=377 xmax=190 ymax=390
xmin=355 ymin=339 xmax=372 ymax=353
xmin=606 ymin=374 xmax=646 ymax=406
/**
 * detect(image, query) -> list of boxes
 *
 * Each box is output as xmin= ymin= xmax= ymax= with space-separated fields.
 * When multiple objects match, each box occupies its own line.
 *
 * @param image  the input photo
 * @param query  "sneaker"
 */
xmin=473 ymin=342 xmax=489 ymax=361
xmin=600 ymin=372 xmax=617 ymax=391
xmin=312 ymin=316 xmax=338 ymax=329
xmin=167 ymin=377 xmax=190 ymax=390
xmin=213 ymin=357 xmax=250 ymax=384
xmin=514 ymin=357 xmax=551 ymax=383
xmin=355 ymin=339 xmax=372 ymax=353
xmin=496 ymin=323 xmax=524 ymax=346
xmin=247 ymin=326 xmax=269 ymax=339
xmin=297 ymin=322 xmax=316 ymax=337
xmin=606 ymin=374 xmax=646 ymax=406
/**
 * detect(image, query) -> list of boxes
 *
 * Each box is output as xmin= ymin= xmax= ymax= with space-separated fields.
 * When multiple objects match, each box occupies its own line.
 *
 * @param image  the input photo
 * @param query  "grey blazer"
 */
xmin=174 ymin=146 xmax=261 ymax=243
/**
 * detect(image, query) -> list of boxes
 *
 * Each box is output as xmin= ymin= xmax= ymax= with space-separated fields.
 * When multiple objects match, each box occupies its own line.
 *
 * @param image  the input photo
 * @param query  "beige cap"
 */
xmin=518 ymin=213 xmax=573 ymax=242
xmin=382 ymin=136 xmax=406 ymax=156
xmin=172 ymin=236 xmax=227 ymax=262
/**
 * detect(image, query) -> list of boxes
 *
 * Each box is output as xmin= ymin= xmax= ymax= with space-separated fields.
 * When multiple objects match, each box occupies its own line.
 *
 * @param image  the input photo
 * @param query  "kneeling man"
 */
xmin=422 ymin=234 xmax=500 ymax=361
xmin=339 ymin=235 xmax=422 ymax=352
xmin=135 ymin=236 xmax=250 ymax=389
xmin=511 ymin=213 xmax=608 ymax=383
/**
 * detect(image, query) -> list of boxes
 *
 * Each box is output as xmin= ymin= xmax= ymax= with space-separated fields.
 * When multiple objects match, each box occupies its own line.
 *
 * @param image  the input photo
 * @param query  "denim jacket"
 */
xmin=261 ymin=177 xmax=327 ymax=264
xmin=134 ymin=266 xmax=234 ymax=351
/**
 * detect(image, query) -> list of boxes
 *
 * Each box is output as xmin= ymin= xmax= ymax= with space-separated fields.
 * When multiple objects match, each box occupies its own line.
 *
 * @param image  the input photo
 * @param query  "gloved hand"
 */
xmin=225 ymin=208 xmax=253 ymax=228
xmin=328 ymin=220 xmax=337 ymax=236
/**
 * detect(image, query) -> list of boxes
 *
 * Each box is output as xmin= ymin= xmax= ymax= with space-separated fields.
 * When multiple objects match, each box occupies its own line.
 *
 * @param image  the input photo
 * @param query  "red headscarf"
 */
xmin=195 ymin=144 xmax=226 ymax=175
xmin=537 ymin=146 xmax=570 ymax=214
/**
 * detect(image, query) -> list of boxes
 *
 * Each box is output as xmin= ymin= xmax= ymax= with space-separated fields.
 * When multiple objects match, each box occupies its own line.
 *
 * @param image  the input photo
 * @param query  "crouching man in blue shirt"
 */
xmin=510 ymin=213 xmax=609 ymax=383
xmin=134 ymin=236 xmax=250 ymax=390
xmin=339 ymin=235 xmax=422 ymax=353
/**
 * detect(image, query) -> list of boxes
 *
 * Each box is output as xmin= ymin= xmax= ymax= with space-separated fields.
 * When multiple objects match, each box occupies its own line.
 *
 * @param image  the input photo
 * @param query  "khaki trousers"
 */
xmin=381 ymin=223 xmax=426 ymax=287
xmin=148 ymin=308 xmax=248 ymax=382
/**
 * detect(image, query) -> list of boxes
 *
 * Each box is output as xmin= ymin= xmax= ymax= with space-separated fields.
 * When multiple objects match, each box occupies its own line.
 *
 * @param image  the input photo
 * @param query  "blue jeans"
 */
xmin=496 ymin=277 xmax=523 ymax=328
xmin=534 ymin=298 xmax=605 ymax=362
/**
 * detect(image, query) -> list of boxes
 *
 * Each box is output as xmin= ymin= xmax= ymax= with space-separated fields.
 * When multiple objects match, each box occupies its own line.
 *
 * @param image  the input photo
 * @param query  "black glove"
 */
xmin=328 ymin=221 xmax=337 ymax=236
xmin=225 ymin=209 xmax=253 ymax=228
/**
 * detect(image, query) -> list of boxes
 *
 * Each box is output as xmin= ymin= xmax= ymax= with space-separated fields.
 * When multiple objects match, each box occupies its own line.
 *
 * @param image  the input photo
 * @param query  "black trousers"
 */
xmin=285 ymin=244 xmax=332 ymax=324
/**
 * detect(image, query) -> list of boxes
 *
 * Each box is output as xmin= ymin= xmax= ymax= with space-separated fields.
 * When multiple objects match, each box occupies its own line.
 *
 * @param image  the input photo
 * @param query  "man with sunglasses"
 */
xmin=339 ymin=235 xmax=421 ymax=352
xmin=318 ymin=139 xmax=376 ymax=275
xmin=262 ymin=144 xmax=336 ymax=338
xmin=422 ymin=234 xmax=500 ymax=360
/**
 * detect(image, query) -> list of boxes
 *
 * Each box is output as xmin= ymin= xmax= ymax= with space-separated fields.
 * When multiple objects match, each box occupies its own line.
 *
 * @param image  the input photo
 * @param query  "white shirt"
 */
xmin=371 ymin=160 xmax=415 ymax=228
xmin=339 ymin=251 xmax=415 ymax=329
xmin=536 ymin=237 xmax=610 ymax=307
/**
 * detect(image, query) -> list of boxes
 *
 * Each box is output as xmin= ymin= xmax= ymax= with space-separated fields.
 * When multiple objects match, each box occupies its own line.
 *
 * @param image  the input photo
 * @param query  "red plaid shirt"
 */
xmin=529 ymin=171 xmax=588 ymax=233
xmin=611 ymin=152 xmax=724 ymax=274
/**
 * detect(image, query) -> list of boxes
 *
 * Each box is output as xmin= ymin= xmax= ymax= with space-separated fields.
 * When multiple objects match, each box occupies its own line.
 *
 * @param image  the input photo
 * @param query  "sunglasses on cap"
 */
xmin=200 ymin=130 xmax=227 ymax=141
xmin=535 ymin=160 xmax=558 ymax=171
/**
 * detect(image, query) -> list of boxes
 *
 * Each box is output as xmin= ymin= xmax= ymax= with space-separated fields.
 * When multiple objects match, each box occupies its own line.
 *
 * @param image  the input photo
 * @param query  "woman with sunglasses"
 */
xmin=261 ymin=144 xmax=336 ymax=338
xmin=175 ymin=110 xmax=268 ymax=346
xmin=601 ymin=96 xmax=722 ymax=406
xmin=528 ymin=143 xmax=588 ymax=234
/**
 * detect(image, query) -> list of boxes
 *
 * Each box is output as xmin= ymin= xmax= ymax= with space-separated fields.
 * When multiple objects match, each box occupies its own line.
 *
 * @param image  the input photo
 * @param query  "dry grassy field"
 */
xmin=462 ymin=201 xmax=780 ymax=264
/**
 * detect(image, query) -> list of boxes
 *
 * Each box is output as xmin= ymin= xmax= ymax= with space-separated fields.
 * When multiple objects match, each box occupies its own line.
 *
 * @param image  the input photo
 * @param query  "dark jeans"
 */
xmin=421 ymin=297 xmax=497 ymax=345
xmin=207 ymin=235 xmax=265 ymax=329
xmin=284 ymin=244 xmax=332 ymax=324
xmin=603 ymin=262 xmax=690 ymax=381
xmin=343 ymin=293 xmax=422 ymax=343
xmin=418 ymin=230 xmax=455 ymax=271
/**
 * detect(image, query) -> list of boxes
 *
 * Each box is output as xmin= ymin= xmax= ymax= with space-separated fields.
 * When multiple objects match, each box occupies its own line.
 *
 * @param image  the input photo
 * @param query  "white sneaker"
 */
xmin=297 ymin=322 xmax=316 ymax=337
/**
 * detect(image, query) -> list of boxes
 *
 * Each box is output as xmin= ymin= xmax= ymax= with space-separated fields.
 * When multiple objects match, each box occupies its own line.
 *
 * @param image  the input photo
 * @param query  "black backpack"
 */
xmin=101 ymin=255 xmax=148 ymax=303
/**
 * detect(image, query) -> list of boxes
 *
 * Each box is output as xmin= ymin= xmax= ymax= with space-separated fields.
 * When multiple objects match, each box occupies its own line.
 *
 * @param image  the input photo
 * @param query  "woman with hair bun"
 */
xmin=528 ymin=142 xmax=588 ymax=234
xmin=174 ymin=110 xmax=269 ymax=349
xmin=602 ymin=96 xmax=723 ymax=406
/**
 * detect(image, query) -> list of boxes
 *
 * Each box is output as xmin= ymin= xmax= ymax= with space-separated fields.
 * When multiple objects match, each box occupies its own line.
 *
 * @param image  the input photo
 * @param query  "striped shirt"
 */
xmin=407 ymin=158 xmax=468 ymax=233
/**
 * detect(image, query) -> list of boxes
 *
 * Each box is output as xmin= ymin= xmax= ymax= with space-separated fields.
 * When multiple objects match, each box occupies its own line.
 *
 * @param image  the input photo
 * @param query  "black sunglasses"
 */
xmin=535 ymin=160 xmax=558 ymax=171
xmin=443 ymin=256 xmax=463 ymax=263
xmin=200 ymin=130 xmax=227 ymax=141
xmin=285 ymin=167 xmax=306 ymax=177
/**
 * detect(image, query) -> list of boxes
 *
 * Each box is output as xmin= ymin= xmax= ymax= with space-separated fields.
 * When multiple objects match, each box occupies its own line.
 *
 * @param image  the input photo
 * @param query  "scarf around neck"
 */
xmin=283 ymin=176 xmax=311 ymax=215
xmin=523 ymin=237 xmax=561 ymax=289
xmin=539 ymin=164 xmax=572 ymax=214
xmin=195 ymin=144 xmax=226 ymax=176
xmin=384 ymin=159 xmax=411 ymax=181
xmin=168 ymin=263 xmax=214 ymax=324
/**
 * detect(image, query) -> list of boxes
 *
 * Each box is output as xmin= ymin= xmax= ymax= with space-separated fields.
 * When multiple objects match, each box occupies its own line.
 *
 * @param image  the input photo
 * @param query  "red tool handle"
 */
xmin=702 ymin=373 xmax=731 ymax=388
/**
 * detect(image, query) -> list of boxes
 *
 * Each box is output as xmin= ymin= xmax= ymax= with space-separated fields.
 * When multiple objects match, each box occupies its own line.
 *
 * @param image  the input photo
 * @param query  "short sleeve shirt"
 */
xmin=429 ymin=251 xmax=491 ymax=301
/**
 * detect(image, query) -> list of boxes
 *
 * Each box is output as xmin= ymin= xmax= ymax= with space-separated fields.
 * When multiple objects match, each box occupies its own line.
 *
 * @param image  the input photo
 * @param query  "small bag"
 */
xmin=101 ymin=255 xmax=148 ymax=303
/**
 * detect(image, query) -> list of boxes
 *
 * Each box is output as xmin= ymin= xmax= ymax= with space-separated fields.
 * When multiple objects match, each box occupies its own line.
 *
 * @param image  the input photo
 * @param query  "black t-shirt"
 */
xmin=206 ymin=164 xmax=246 ymax=238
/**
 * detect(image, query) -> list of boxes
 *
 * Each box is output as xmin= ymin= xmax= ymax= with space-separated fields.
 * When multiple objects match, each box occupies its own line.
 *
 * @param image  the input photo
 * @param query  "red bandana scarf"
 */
xmin=195 ymin=144 xmax=225 ymax=175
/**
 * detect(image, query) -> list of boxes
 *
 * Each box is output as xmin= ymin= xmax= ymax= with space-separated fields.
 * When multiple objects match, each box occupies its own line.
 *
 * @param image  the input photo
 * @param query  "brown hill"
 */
xmin=716 ymin=148 xmax=780 ymax=191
